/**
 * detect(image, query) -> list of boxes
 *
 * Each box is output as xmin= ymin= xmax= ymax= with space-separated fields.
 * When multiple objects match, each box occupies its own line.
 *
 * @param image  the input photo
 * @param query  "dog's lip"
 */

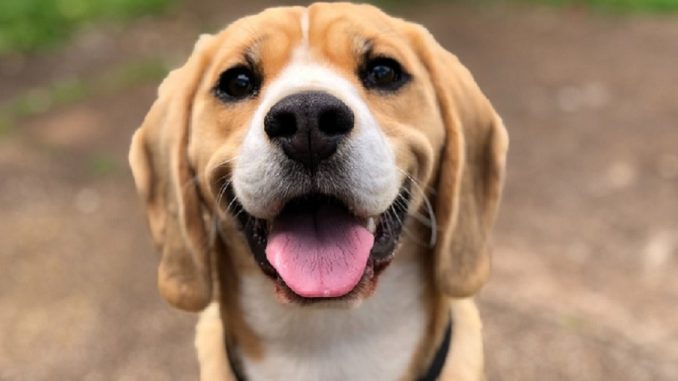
xmin=222 ymin=183 xmax=410 ymax=302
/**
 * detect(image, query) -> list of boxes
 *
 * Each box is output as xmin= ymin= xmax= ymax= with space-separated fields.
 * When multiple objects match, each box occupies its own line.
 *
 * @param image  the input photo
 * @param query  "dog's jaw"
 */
xmin=223 ymin=183 xmax=411 ymax=304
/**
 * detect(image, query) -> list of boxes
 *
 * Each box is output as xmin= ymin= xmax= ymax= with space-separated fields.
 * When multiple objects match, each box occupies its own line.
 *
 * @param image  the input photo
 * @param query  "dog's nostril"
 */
xmin=264 ymin=91 xmax=354 ymax=171
xmin=265 ymin=111 xmax=297 ymax=138
xmin=318 ymin=106 xmax=354 ymax=136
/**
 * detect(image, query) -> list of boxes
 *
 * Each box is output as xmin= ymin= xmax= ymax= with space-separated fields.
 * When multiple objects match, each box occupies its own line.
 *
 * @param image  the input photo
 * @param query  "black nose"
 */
xmin=264 ymin=91 xmax=354 ymax=172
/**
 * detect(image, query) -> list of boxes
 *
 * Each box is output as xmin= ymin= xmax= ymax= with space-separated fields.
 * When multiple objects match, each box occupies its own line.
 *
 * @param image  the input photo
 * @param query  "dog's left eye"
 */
xmin=361 ymin=57 xmax=408 ymax=91
xmin=215 ymin=66 xmax=259 ymax=101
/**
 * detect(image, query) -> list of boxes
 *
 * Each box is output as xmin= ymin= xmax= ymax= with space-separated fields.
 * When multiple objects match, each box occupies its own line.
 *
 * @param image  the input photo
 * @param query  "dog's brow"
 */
xmin=357 ymin=37 xmax=374 ymax=57
xmin=242 ymin=36 xmax=267 ymax=66
xmin=244 ymin=48 xmax=258 ymax=67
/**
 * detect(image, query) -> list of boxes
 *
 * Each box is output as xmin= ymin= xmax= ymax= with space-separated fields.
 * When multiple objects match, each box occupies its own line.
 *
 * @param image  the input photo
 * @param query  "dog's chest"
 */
xmin=238 ymin=260 xmax=427 ymax=381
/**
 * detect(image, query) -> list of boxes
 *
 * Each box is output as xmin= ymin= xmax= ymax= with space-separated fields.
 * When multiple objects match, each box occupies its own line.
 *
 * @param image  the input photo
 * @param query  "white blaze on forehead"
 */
xmin=300 ymin=8 xmax=310 ymax=49
xmin=290 ymin=9 xmax=311 ymax=64
xmin=232 ymin=29 xmax=401 ymax=219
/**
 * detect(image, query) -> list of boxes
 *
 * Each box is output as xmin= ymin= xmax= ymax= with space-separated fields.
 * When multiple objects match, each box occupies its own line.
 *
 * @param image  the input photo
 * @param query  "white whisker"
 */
xmin=396 ymin=167 xmax=437 ymax=248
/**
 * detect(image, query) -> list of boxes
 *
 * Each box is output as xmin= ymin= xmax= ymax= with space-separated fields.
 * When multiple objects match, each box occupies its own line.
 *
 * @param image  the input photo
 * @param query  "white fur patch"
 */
xmin=232 ymin=45 xmax=400 ymax=219
xmin=239 ymin=258 xmax=426 ymax=381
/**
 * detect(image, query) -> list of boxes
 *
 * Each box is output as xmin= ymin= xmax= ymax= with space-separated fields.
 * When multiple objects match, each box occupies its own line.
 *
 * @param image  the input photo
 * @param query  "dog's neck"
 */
xmin=234 ymin=254 xmax=429 ymax=381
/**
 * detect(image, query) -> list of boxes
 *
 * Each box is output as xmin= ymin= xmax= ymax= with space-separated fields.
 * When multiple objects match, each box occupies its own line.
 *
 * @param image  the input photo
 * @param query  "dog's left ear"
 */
xmin=129 ymin=35 xmax=216 ymax=311
xmin=409 ymin=25 xmax=509 ymax=297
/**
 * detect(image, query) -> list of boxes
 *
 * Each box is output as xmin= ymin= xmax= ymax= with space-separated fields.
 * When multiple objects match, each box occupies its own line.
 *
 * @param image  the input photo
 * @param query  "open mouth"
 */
xmin=225 ymin=183 xmax=410 ymax=302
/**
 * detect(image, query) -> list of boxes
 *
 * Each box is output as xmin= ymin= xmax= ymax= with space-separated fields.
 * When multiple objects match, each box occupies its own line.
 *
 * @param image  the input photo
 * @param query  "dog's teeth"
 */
xmin=366 ymin=217 xmax=376 ymax=234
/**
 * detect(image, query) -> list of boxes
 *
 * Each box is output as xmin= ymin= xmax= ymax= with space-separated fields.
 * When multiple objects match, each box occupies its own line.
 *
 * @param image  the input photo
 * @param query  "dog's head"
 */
xmin=129 ymin=3 xmax=507 ymax=311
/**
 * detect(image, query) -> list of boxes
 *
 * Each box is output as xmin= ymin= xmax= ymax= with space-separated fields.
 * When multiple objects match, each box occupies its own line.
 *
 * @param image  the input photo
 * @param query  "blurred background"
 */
xmin=1 ymin=0 xmax=677 ymax=380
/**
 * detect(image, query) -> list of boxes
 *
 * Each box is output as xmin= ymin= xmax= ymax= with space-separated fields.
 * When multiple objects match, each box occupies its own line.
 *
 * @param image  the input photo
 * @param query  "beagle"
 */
xmin=129 ymin=3 xmax=508 ymax=381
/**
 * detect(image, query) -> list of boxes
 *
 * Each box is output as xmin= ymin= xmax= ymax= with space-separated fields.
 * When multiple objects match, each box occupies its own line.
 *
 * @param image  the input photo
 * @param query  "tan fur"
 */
xmin=195 ymin=303 xmax=235 ymax=381
xmin=129 ymin=3 xmax=508 ymax=380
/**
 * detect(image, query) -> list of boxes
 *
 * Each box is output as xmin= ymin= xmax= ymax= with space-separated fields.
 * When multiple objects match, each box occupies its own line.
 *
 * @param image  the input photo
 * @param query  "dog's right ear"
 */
xmin=129 ymin=35 xmax=215 ymax=311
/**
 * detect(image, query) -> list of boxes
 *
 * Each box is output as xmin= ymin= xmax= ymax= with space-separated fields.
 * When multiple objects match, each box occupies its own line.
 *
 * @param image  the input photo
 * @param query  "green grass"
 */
xmin=0 ymin=58 xmax=169 ymax=134
xmin=523 ymin=0 xmax=678 ymax=12
xmin=376 ymin=0 xmax=678 ymax=13
xmin=0 ymin=0 xmax=174 ymax=55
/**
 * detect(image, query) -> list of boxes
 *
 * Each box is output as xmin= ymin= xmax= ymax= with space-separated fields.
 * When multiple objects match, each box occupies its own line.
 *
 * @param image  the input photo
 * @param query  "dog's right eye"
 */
xmin=214 ymin=66 xmax=259 ymax=101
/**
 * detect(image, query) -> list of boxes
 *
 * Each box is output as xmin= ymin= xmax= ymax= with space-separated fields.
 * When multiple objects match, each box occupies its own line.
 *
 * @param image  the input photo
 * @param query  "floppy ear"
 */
xmin=412 ymin=27 xmax=509 ymax=297
xmin=129 ymin=35 xmax=216 ymax=311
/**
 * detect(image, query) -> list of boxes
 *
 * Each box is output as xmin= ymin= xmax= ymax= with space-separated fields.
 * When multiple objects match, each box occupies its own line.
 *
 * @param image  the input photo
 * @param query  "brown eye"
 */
xmin=361 ymin=57 xmax=408 ymax=91
xmin=371 ymin=63 xmax=396 ymax=84
xmin=215 ymin=66 xmax=259 ymax=101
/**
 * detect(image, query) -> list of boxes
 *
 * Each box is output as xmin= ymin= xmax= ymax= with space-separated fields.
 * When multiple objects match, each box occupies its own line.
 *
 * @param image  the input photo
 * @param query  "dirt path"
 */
xmin=1 ymin=2 xmax=676 ymax=380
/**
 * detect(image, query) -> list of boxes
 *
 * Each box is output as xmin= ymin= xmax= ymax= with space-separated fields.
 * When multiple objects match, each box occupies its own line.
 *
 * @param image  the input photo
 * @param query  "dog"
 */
xmin=129 ymin=3 xmax=508 ymax=380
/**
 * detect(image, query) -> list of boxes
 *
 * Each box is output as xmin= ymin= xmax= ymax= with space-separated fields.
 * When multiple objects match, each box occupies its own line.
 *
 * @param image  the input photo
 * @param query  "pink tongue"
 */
xmin=265 ymin=203 xmax=374 ymax=298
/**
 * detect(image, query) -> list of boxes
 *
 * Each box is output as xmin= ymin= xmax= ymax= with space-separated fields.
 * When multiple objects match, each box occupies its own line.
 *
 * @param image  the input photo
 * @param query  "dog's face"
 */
xmin=129 ymin=3 xmax=508 ymax=310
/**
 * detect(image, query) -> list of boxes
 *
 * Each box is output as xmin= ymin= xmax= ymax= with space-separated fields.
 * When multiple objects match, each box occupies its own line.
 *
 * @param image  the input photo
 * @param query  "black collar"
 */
xmin=225 ymin=317 xmax=453 ymax=381
xmin=417 ymin=318 xmax=453 ymax=381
